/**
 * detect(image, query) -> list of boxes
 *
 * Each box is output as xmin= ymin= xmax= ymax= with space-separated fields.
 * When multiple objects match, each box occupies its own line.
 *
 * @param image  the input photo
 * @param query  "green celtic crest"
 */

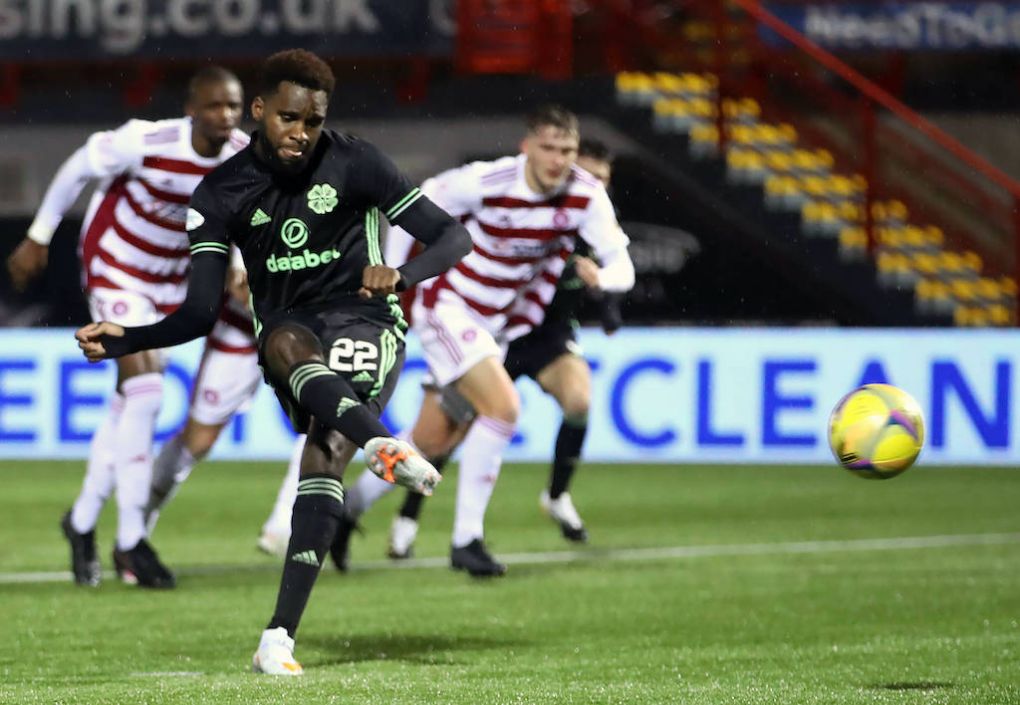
xmin=307 ymin=183 xmax=338 ymax=215
xmin=280 ymin=218 xmax=309 ymax=249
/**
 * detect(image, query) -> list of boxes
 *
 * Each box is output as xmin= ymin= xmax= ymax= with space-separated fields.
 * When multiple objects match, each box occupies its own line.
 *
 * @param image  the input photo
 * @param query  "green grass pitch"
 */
xmin=0 ymin=461 xmax=1018 ymax=704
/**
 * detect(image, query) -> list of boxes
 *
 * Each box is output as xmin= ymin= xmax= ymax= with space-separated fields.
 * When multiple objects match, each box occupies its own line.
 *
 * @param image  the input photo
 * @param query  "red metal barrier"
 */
xmin=654 ymin=0 xmax=1020 ymax=318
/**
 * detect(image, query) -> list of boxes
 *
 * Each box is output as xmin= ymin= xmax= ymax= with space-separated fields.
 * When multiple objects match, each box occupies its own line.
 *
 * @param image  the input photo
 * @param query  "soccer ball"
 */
xmin=828 ymin=384 xmax=925 ymax=479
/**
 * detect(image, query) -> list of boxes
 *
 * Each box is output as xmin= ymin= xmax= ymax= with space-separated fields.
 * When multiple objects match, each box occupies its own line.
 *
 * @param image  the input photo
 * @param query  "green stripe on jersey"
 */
xmin=385 ymin=188 xmax=422 ymax=221
xmin=247 ymin=291 xmax=262 ymax=339
xmin=365 ymin=208 xmax=383 ymax=266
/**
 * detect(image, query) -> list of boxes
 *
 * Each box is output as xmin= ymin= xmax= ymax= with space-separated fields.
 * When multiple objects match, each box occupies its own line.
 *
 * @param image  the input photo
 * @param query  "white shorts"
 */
xmin=412 ymin=297 xmax=505 ymax=387
xmin=87 ymin=287 xmax=169 ymax=365
xmin=88 ymin=287 xmax=163 ymax=327
xmin=189 ymin=344 xmax=262 ymax=426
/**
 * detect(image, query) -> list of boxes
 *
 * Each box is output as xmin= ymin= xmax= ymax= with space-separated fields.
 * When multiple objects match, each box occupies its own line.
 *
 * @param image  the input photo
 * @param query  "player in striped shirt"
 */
xmin=6 ymin=67 xmax=248 ymax=589
xmin=142 ymin=260 xmax=262 ymax=538
xmin=337 ymin=107 xmax=634 ymax=576
xmin=382 ymin=138 xmax=624 ymax=554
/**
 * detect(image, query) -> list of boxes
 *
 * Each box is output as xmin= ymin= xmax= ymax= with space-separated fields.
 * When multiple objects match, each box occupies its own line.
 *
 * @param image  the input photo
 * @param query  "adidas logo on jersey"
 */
xmin=351 ymin=371 xmax=373 ymax=383
xmin=250 ymin=209 xmax=271 ymax=226
xmin=290 ymin=550 xmax=319 ymax=566
xmin=266 ymin=248 xmax=341 ymax=273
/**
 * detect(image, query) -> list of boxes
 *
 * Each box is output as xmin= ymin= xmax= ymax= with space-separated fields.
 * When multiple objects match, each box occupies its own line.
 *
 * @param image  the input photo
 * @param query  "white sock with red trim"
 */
xmin=451 ymin=416 xmax=514 ymax=548
xmin=114 ymin=373 xmax=164 ymax=551
xmin=70 ymin=393 xmax=125 ymax=534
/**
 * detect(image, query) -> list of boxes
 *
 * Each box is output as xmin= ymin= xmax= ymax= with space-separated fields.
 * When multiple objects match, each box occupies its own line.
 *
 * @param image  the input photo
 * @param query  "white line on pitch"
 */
xmin=2 ymin=532 xmax=1018 ymax=585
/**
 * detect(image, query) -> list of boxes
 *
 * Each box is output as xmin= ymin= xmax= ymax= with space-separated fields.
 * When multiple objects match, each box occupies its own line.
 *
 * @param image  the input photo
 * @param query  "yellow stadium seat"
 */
xmin=723 ymin=97 xmax=761 ymax=123
xmin=689 ymin=123 xmax=719 ymax=158
xmin=923 ymin=226 xmax=944 ymax=247
xmin=877 ymin=226 xmax=906 ymax=250
xmin=975 ymin=277 xmax=1002 ymax=301
xmin=961 ymin=251 xmax=982 ymax=275
xmin=726 ymin=148 xmax=766 ymax=184
xmin=1000 ymin=276 xmax=1018 ymax=297
xmin=616 ymin=72 xmax=656 ymax=105
xmin=987 ymin=304 xmax=1013 ymax=326
xmin=653 ymin=72 xmax=685 ymax=95
xmin=910 ymin=252 xmax=940 ymax=277
xmin=915 ymin=278 xmax=952 ymax=314
xmin=839 ymin=227 xmax=866 ymax=250
xmin=763 ymin=150 xmax=794 ymax=172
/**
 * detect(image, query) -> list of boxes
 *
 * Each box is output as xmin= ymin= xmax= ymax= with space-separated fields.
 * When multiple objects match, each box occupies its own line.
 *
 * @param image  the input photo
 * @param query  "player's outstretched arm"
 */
xmin=72 ymin=253 xmax=227 ymax=362
xmin=389 ymin=197 xmax=472 ymax=289
xmin=9 ymin=143 xmax=105 ymax=291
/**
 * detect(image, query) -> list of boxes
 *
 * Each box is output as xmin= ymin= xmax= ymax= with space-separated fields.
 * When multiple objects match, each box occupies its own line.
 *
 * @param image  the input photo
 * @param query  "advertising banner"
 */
xmin=764 ymin=2 xmax=1020 ymax=50
xmin=0 ymin=0 xmax=454 ymax=60
xmin=0 ymin=327 xmax=1015 ymax=465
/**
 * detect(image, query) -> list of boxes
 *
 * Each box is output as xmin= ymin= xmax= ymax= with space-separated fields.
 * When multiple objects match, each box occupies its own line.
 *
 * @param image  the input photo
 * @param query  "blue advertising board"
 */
xmin=0 ymin=327 xmax=1016 ymax=465
xmin=0 ymin=0 xmax=454 ymax=61
xmin=764 ymin=2 xmax=1020 ymax=50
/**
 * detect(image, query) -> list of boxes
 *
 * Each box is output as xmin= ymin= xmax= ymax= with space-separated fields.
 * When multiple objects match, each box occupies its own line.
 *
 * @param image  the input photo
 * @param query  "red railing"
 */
xmin=610 ymin=0 xmax=1020 ymax=313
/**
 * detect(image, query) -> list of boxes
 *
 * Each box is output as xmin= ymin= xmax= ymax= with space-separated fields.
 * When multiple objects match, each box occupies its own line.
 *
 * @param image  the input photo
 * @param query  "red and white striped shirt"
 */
xmin=389 ymin=154 xmax=630 ymax=340
xmin=207 ymin=294 xmax=258 ymax=355
xmin=28 ymin=117 xmax=249 ymax=312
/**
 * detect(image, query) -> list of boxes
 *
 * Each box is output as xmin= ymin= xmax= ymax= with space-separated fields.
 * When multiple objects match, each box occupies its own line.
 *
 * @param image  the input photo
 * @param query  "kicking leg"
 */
xmin=263 ymin=324 xmax=439 ymax=494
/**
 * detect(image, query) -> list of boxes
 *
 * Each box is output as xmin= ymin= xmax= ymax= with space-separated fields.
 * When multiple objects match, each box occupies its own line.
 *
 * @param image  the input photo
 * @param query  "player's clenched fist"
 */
xmin=75 ymin=322 xmax=125 ymax=362
xmin=358 ymin=264 xmax=402 ymax=299
xmin=6 ymin=239 xmax=48 ymax=292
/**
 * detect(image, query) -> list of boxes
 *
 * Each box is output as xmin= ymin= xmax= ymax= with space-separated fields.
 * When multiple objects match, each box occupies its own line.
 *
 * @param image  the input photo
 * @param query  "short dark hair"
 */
xmin=578 ymin=138 xmax=613 ymax=163
xmin=526 ymin=104 xmax=579 ymax=136
xmin=187 ymin=66 xmax=240 ymax=102
xmin=258 ymin=49 xmax=336 ymax=97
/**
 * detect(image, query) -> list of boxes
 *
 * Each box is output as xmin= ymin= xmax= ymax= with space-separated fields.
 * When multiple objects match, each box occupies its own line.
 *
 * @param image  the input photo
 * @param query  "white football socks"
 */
xmin=70 ymin=393 xmax=125 ymax=534
xmin=262 ymin=434 xmax=305 ymax=537
xmin=145 ymin=432 xmax=197 ymax=534
xmin=451 ymin=416 xmax=514 ymax=548
xmin=114 ymin=373 xmax=164 ymax=551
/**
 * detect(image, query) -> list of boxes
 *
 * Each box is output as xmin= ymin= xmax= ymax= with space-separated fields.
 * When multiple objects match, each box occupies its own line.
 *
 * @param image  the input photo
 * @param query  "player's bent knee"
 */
xmin=559 ymin=393 xmax=590 ymax=422
xmin=264 ymin=324 xmax=324 ymax=378
xmin=474 ymin=388 xmax=520 ymax=425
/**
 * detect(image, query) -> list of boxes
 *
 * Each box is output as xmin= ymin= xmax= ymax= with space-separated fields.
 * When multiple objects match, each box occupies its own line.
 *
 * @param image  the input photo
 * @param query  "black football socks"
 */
xmin=288 ymin=362 xmax=389 ymax=447
xmin=549 ymin=415 xmax=588 ymax=499
xmin=267 ymin=475 xmax=344 ymax=637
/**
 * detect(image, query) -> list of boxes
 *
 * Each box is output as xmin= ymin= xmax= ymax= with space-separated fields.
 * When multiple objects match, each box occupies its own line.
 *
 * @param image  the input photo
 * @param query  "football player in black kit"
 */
xmin=75 ymin=49 xmax=471 ymax=675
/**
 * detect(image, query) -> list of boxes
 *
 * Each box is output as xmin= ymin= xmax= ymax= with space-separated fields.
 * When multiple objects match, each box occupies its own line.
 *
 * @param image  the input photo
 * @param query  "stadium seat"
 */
xmin=617 ymin=69 xmax=1013 ymax=326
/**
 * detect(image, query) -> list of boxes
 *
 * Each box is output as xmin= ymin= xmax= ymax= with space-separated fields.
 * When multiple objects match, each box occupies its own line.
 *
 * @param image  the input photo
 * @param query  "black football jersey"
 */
xmin=186 ymin=129 xmax=423 ymax=334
